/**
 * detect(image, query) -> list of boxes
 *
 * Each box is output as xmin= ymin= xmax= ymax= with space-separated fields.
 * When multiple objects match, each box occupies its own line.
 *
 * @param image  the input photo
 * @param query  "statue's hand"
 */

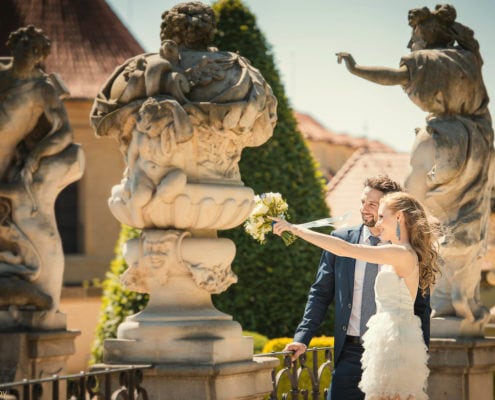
xmin=336 ymin=52 xmax=356 ymax=70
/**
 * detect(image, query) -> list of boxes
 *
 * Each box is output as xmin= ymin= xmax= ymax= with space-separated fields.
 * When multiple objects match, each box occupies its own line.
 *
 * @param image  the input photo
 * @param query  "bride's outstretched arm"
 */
xmin=271 ymin=217 xmax=412 ymax=268
xmin=336 ymin=52 xmax=409 ymax=86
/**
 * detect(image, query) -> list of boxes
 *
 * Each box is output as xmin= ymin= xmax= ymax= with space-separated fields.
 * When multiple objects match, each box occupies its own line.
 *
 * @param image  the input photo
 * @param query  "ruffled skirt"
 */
xmin=359 ymin=311 xmax=429 ymax=400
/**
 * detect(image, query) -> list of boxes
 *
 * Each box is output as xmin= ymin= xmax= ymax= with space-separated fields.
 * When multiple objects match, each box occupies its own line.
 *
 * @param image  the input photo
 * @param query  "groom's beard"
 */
xmin=361 ymin=213 xmax=377 ymax=227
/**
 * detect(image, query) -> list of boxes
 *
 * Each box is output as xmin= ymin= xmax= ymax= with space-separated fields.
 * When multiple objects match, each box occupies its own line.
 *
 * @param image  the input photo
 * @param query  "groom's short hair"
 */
xmin=364 ymin=175 xmax=403 ymax=195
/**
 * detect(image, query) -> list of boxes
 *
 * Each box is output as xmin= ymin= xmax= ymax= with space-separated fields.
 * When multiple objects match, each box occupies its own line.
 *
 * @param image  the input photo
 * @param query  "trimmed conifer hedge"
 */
xmin=211 ymin=0 xmax=332 ymax=339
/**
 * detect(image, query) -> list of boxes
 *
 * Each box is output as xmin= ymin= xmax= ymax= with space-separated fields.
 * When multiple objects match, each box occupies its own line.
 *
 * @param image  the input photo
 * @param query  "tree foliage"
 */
xmin=211 ymin=0 xmax=332 ymax=338
xmin=90 ymin=225 xmax=146 ymax=364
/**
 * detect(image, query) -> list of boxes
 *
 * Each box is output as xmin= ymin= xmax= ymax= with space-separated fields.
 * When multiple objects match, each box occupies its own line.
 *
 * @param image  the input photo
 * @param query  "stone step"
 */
xmin=484 ymin=323 xmax=495 ymax=338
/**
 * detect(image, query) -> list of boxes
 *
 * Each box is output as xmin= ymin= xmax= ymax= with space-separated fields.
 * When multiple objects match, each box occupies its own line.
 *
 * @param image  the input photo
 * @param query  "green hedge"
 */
xmin=212 ymin=0 xmax=331 ymax=339
xmin=90 ymin=225 xmax=145 ymax=364
xmin=262 ymin=336 xmax=334 ymax=353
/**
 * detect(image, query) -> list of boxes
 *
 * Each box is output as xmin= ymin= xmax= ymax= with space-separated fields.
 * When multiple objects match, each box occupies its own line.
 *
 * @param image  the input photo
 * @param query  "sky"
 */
xmin=106 ymin=0 xmax=495 ymax=152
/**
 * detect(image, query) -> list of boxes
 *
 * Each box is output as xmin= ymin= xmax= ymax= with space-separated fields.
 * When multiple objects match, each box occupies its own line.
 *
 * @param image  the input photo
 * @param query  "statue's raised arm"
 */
xmin=336 ymin=52 xmax=409 ymax=86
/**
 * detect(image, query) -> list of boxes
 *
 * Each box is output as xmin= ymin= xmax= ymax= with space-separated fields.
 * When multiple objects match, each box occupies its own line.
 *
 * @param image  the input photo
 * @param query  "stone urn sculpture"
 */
xmin=90 ymin=4 xmax=278 ymax=397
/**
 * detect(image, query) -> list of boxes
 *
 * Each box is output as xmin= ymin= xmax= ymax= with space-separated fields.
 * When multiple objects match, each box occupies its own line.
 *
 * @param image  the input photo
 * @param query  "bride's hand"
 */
xmin=269 ymin=216 xmax=293 ymax=236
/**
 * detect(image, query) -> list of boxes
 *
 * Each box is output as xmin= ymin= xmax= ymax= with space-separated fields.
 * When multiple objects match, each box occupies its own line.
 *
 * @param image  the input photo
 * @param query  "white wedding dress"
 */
xmin=359 ymin=265 xmax=429 ymax=400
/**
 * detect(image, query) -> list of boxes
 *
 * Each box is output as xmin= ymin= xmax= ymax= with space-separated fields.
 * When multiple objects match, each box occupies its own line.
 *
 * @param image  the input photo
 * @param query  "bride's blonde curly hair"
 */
xmin=381 ymin=192 xmax=440 ymax=296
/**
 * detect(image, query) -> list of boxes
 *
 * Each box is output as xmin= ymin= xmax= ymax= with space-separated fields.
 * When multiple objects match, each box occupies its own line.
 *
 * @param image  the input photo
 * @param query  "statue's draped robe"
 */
xmin=403 ymin=48 xmax=495 ymax=318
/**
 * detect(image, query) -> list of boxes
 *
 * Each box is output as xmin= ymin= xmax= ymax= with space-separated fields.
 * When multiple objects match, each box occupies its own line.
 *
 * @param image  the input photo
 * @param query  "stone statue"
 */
xmin=337 ymin=4 xmax=494 ymax=336
xmin=91 ymin=2 xmax=277 ymax=231
xmin=90 ymin=2 xmax=277 ymax=377
xmin=0 ymin=26 xmax=84 ymax=329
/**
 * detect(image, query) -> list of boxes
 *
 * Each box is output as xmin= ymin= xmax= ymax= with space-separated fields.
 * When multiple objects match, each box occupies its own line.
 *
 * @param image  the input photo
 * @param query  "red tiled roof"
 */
xmin=325 ymin=149 xmax=410 ymax=225
xmin=0 ymin=0 xmax=145 ymax=99
xmin=295 ymin=112 xmax=395 ymax=152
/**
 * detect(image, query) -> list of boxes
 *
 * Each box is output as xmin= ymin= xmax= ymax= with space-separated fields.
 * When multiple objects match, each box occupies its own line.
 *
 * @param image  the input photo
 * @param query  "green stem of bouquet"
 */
xmin=281 ymin=231 xmax=297 ymax=246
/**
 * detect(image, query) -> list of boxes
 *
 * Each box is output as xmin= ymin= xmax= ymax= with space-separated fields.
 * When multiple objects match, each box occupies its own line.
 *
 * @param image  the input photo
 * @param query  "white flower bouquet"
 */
xmin=244 ymin=192 xmax=297 ymax=246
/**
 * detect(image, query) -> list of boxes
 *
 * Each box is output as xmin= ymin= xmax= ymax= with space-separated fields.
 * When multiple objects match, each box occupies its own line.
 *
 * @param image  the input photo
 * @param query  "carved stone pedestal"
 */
xmin=94 ymin=356 xmax=278 ymax=400
xmin=427 ymin=338 xmax=495 ymax=400
xmin=103 ymin=273 xmax=279 ymax=399
xmin=140 ymin=357 xmax=278 ymax=400
xmin=105 ymin=318 xmax=253 ymax=365
xmin=0 ymin=330 xmax=79 ymax=398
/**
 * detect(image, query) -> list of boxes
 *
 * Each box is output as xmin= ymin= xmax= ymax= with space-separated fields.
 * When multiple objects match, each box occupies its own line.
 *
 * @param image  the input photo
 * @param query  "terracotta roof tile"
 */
xmin=295 ymin=111 xmax=395 ymax=152
xmin=0 ymin=0 xmax=145 ymax=99
xmin=325 ymin=149 xmax=410 ymax=225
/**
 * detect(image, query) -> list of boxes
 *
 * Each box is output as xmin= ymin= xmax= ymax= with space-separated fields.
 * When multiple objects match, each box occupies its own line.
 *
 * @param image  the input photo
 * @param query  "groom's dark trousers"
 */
xmin=329 ymin=341 xmax=365 ymax=400
xmin=292 ymin=225 xmax=431 ymax=400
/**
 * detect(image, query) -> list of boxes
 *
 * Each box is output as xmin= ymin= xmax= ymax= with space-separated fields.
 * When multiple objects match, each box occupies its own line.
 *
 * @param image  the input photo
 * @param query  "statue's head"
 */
xmin=160 ymin=2 xmax=216 ymax=50
xmin=136 ymin=98 xmax=174 ymax=138
xmin=138 ymin=97 xmax=161 ymax=120
xmin=406 ymin=4 xmax=480 ymax=59
xmin=407 ymin=4 xmax=457 ymax=51
xmin=160 ymin=39 xmax=180 ymax=62
xmin=6 ymin=25 xmax=51 ymax=65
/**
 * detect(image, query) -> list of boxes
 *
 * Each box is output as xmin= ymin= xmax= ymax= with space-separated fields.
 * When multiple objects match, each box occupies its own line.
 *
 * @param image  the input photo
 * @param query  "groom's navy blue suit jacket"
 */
xmin=293 ymin=224 xmax=431 ymax=365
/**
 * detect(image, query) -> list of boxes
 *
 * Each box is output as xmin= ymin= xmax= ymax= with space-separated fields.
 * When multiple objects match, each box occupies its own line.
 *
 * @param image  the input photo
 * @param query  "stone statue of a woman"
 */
xmin=337 ymin=4 xmax=494 ymax=335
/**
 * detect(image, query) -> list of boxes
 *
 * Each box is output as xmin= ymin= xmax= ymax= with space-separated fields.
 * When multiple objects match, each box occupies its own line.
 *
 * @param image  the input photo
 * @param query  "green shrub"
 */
xmin=262 ymin=336 xmax=334 ymax=353
xmin=90 ymin=225 xmax=145 ymax=364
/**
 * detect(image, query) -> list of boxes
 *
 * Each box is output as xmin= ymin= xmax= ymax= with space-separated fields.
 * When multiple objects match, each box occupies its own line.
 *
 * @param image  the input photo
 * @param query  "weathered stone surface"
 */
xmin=0 ymin=25 xmax=84 ymax=329
xmin=428 ymin=338 xmax=495 ymax=400
xmin=0 ymin=330 xmax=79 ymax=399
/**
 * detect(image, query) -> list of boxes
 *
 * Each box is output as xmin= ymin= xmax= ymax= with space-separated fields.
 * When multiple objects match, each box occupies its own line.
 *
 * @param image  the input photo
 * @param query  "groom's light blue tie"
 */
xmin=360 ymin=235 xmax=380 ymax=336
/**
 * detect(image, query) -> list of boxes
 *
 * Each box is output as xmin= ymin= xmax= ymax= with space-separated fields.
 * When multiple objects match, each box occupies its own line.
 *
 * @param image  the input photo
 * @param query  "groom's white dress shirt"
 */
xmin=347 ymin=225 xmax=382 ymax=337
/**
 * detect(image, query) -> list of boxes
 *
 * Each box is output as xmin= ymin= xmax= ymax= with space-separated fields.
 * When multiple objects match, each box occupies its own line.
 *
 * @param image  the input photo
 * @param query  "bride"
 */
xmin=272 ymin=191 xmax=440 ymax=400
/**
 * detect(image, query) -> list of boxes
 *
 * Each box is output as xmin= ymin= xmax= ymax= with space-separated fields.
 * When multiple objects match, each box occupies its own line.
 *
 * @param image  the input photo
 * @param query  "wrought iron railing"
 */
xmin=0 ymin=348 xmax=332 ymax=400
xmin=0 ymin=365 xmax=151 ymax=400
xmin=254 ymin=347 xmax=333 ymax=400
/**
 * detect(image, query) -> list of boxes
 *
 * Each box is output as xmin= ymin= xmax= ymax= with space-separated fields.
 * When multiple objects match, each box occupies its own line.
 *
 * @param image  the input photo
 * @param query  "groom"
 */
xmin=284 ymin=175 xmax=431 ymax=400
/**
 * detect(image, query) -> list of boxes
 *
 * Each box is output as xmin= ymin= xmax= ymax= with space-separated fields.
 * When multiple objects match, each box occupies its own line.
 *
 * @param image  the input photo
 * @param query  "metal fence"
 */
xmin=254 ymin=347 xmax=333 ymax=400
xmin=0 ymin=365 xmax=151 ymax=400
xmin=0 ymin=348 xmax=332 ymax=400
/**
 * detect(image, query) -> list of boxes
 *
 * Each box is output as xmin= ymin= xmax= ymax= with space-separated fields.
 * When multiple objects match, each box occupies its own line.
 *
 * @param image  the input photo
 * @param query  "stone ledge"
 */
xmin=428 ymin=337 xmax=495 ymax=400
xmin=94 ymin=358 xmax=279 ymax=400
xmin=61 ymin=286 xmax=102 ymax=299
xmin=149 ymin=356 xmax=280 ymax=377
xmin=429 ymin=337 xmax=495 ymax=369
